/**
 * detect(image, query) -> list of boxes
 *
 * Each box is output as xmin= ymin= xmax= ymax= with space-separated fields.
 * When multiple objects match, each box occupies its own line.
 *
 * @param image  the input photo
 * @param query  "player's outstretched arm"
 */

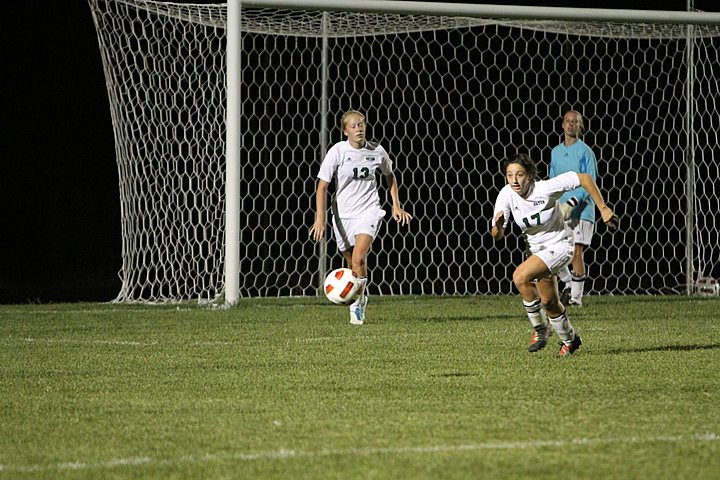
xmin=577 ymin=173 xmax=619 ymax=229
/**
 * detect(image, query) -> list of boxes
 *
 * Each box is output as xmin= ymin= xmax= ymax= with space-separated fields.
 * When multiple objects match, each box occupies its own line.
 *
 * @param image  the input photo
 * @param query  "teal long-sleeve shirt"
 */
xmin=549 ymin=139 xmax=598 ymax=223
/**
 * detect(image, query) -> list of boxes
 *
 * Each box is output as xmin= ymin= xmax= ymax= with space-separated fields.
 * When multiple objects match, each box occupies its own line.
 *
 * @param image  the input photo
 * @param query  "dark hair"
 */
xmin=502 ymin=153 xmax=537 ymax=179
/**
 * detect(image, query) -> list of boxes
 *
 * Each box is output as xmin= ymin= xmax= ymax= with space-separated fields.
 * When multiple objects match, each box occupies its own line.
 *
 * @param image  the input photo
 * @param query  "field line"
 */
xmin=1 ymin=433 xmax=717 ymax=474
xmin=21 ymin=338 xmax=159 ymax=347
xmin=15 ymin=338 xmax=235 ymax=347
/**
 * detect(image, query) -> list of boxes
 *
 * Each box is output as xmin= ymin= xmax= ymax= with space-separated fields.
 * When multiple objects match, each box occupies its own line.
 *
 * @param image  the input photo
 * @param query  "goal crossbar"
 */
xmin=242 ymin=0 xmax=720 ymax=25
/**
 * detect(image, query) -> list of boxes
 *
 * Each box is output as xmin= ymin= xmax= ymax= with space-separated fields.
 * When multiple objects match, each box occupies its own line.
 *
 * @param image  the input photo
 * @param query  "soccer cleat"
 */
xmin=349 ymin=295 xmax=368 ymax=325
xmin=568 ymin=299 xmax=583 ymax=307
xmin=559 ymin=285 xmax=571 ymax=306
xmin=558 ymin=334 xmax=582 ymax=357
xmin=528 ymin=324 xmax=552 ymax=352
xmin=349 ymin=305 xmax=364 ymax=325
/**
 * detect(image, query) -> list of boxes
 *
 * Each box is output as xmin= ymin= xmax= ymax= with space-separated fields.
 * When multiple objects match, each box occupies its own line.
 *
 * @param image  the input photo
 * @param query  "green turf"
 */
xmin=1 ymin=296 xmax=719 ymax=479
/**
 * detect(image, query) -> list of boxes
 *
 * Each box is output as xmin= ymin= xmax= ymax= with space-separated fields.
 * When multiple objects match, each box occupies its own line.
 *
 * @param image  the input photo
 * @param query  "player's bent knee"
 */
xmin=512 ymin=269 xmax=533 ymax=289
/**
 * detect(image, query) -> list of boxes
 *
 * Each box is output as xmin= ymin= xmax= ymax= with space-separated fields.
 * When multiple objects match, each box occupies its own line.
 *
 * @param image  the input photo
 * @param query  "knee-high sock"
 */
xmin=523 ymin=299 xmax=547 ymax=328
xmin=549 ymin=311 xmax=575 ymax=344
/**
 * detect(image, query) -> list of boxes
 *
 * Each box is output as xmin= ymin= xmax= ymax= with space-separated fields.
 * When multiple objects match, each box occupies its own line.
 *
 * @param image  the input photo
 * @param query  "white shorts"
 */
xmin=332 ymin=212 xmax=385 ymax=252
xmin=532 ymin=240 xmax=574 ymax=275
xmin=567 ymin=219 xmax=595 ymax=246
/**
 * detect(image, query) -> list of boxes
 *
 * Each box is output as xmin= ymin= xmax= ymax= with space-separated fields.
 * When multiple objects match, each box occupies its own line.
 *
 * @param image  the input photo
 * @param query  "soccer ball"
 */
xmin=695 ymin=276 xmax=720 ymax=297
xmin=324 ymin=268 xmax=360 ymax=305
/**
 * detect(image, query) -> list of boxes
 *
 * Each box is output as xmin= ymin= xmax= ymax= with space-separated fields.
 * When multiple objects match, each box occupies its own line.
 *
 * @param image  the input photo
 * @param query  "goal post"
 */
xmin=226 ymin=0 xmax=241 ymax=306
xmin=87 ymin=0 xmax=720 ymax=303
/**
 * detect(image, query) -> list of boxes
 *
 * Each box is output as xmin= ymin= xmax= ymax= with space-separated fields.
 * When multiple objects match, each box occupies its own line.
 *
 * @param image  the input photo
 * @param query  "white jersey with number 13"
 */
xmin=317 ymin=140 xmax=393 ymax=219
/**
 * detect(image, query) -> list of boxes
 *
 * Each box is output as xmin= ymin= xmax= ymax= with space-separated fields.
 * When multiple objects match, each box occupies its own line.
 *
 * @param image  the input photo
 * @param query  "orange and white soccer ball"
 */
xmin=323 ymin=268 xmax=360 ymax=305
xmin=696 ymin=276 xmax=719 ymax=297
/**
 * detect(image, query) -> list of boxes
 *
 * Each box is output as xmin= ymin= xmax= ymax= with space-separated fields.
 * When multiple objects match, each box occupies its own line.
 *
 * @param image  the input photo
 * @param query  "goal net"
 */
xmin=88 ymin=0 xmax=720 ymax=302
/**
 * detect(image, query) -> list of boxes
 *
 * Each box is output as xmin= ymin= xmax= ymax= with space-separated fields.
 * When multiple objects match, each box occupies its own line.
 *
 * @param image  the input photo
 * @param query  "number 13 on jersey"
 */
xmin=353 ymin=167 xmax=372 ymax=179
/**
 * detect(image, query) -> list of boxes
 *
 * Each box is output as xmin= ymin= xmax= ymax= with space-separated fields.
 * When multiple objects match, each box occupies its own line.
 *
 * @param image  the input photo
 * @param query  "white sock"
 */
xmin=549 ymin=311 xmax=575 ymax=344
xmin=523 ymin=299 xmax=547 ymax=328
xmin=352 ymin=276 xmax=368 ymax=307
xmin=571 ymin=273 xmax=586 ymax=302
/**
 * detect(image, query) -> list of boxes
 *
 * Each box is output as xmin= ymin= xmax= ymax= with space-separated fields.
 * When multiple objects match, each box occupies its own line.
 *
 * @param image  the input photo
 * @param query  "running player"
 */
xmin=310 ymin=110 xmax=412 ymax=325
xmin=491 ymin=153 xmax=618 ymax=355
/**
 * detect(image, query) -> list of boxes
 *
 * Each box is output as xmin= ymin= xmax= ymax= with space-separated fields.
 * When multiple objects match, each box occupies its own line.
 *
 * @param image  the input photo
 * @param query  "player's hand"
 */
xmin=393 ymin=207 xmax=412 ymax=226
xmin=309 ymin=221 xmax=325 ymax=241
xmin=600 ymin=206 xmax=619 ymax=230
xmin=493 ymin=211 xmax=505 ymax=229
xmin=491 ymin=211 xmax=505 ymax=239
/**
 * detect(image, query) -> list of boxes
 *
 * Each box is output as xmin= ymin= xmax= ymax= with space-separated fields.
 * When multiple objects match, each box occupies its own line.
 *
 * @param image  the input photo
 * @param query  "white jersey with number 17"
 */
xmin=317 ymin=140 xmax=393 ymax=219
xmin=493 ymin=172 xmax=581 ymax=253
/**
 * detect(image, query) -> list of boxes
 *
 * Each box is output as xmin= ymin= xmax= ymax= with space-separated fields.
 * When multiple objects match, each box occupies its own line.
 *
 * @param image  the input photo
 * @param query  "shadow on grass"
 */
xmin=600 ymin=295 xmax=719 ymax=305
xmin=603 ymin=343 xmax=720 ymax=355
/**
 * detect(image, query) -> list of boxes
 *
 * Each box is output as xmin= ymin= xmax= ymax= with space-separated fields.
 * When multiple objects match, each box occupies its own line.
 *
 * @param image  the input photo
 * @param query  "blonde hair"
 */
xmin=340 ymin=109 xmax=365 ymax=131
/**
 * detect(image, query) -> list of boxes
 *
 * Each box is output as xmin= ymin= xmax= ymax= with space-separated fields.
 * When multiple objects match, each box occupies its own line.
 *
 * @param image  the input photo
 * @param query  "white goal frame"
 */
xmin=88 ymin=0 xmax=720 ymax=304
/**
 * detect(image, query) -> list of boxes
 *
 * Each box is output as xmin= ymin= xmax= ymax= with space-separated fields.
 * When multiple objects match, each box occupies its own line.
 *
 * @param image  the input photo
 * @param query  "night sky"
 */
xmin=2 ymin=0 xmax=714 ymax=303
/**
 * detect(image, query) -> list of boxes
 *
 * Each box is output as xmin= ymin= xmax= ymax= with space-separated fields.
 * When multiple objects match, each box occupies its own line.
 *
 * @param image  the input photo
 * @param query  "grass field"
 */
xmin=1 ymin=295 xmax=719 ymax=479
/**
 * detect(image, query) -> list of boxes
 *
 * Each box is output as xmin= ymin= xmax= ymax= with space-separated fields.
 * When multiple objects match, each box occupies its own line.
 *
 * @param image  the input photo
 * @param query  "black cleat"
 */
xmin=559 ymin=334 xmax=582 ymax=357
xmin=528 ymin=324 xmax=551 ymax=352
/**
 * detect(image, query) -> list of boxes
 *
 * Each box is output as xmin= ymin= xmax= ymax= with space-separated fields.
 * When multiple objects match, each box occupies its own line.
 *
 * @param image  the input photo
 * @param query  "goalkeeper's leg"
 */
xmin=558 ymin=265 xmax=572 ymax=285
xmin=568 ymin=220 xmax=595 ymax=307
xmin=558 ymin=266 xmax=572 ymax=305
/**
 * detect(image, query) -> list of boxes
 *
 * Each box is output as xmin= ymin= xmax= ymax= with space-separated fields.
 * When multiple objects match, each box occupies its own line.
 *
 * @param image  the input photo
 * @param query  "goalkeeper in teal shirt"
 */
xmin=549 ymin=110 xmax=598 ymax=307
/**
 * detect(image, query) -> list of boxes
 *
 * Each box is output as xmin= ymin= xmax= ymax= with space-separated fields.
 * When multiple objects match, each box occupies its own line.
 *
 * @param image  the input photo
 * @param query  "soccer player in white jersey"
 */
xmin=550 ymin=110 xmax=599 ymax=307
xmin=491 ymin=153 xmax=618 ymax=356
xmin=310 ymin=110 xmax=412 ymax=325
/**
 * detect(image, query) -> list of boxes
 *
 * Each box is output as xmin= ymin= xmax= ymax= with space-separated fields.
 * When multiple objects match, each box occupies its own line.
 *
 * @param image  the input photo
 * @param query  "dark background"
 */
xmin=2 ymin=0 xmax=714 ymax=303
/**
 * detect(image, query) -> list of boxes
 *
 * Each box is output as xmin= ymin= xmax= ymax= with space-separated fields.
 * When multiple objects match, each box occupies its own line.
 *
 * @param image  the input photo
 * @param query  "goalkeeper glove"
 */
xmin=559 ymin=197 xmax=578 ymax=220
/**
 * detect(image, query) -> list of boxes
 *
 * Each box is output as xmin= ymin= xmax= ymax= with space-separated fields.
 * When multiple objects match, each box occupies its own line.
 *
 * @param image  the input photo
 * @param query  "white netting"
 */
xmin=88 ymin=0 xmax=720 ymax=301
